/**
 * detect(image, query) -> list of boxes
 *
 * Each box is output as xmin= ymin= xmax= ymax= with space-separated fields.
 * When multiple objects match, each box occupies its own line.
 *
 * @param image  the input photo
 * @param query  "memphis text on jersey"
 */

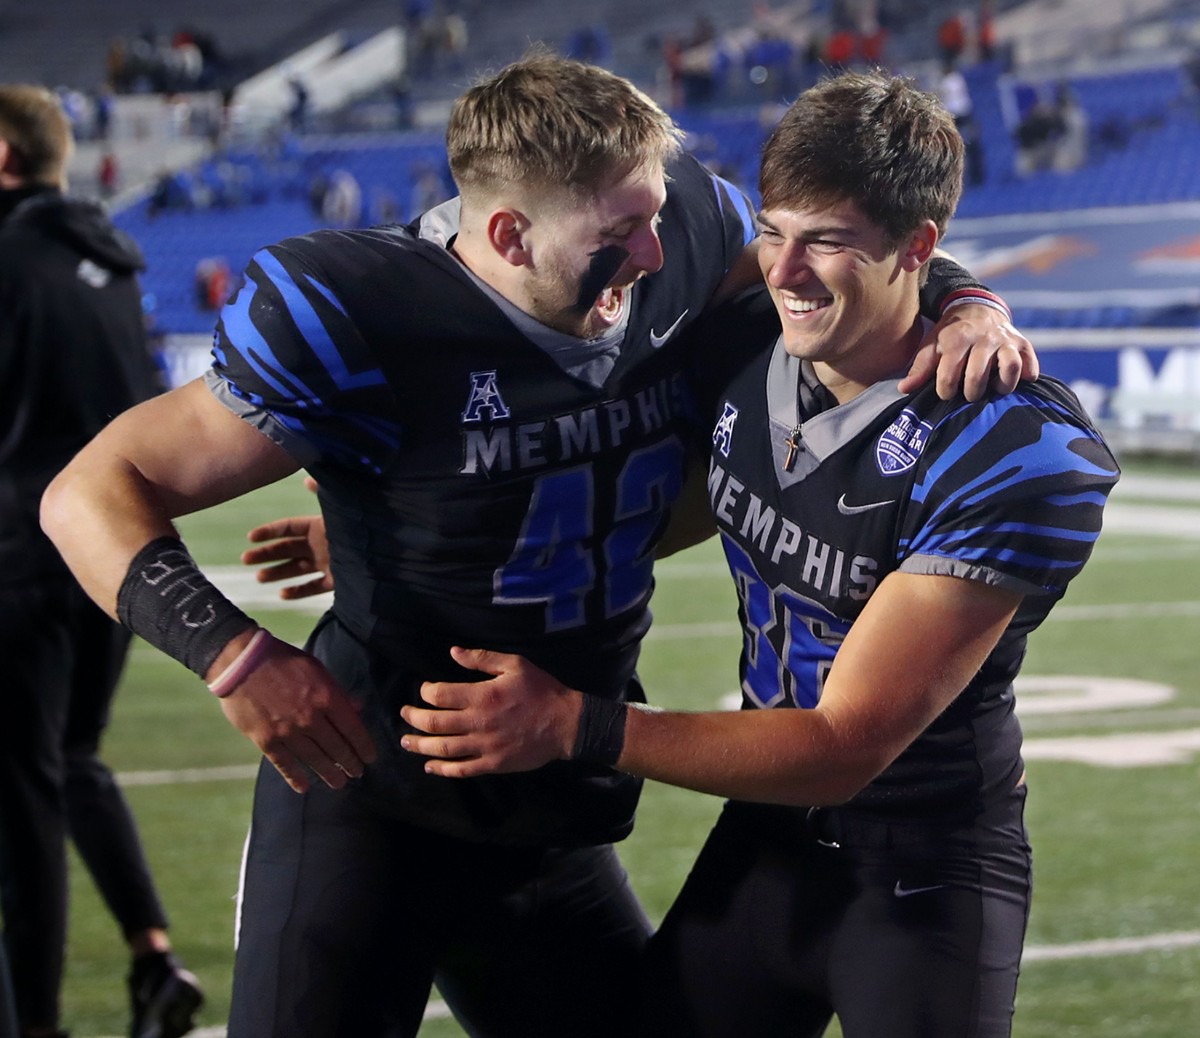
xmin=459 ymin=368 xmax=689 ymax=476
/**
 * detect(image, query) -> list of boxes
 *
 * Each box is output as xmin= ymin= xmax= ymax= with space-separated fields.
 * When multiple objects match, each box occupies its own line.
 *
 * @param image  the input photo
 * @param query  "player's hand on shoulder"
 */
xmin=401 ymin=648 xmax=581 ymax=778
xmin=218 ymin=634 xmax=376 ymax=793
xmin=901 ymin=303 xmax=1039 ymax=402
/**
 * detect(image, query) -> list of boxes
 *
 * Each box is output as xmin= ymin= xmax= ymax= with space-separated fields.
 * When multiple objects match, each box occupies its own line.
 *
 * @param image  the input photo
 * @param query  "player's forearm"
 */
xmin=408 ymin=649 xmax=896 ymax=796
xmin=610 ymin=701 xmax=891 ymax=807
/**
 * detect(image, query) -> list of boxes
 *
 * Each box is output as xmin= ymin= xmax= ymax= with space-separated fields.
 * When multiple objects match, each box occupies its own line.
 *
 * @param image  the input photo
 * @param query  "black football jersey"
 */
xmin=695 ymin=289 xmax=1120 ymax=818
xmin=208 ymin=153 xmax=755 ymax=844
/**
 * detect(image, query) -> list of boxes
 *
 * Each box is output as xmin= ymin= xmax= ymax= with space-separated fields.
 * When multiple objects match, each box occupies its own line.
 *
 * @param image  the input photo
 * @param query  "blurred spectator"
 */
xmin=680 ymin=44 xmax=725 ymax=107
xmin=412 ymin=4 xmax=469 ymax=79
xmin=859 ymin=16 xmax=889 ymax=67
xmin=660 ymin=34 xmax=684 ymax=107
xmin=55 ymin=87 xmax=89 ymax=139
xmin=97 ymin=150 xmax=120 ymax=198
xmin=166 ymin=35 xmax=203 ymax=88
xmin=409 ymin=161 xmax=450 ymax=219
xmin=978 ymin=0 xmax=997 ymax=61
xmin=670 ymin=14 xmax=727 ymax=108
xmin=174 ymin=25 xmax=224 ymax=87
xmin=823 ymin=28 xmax=858 ymax=71
xmin=195 ymin=157 xmax=250 ymax=208
xmin=307 ymin=171 xmax=329 ymax=219
xmin=689 ymin=13 xmax=717 ymax=47
xmin=442 ymin=10 xmax=469 ymax=74
xmin=287 ymin=75 xmax=310 ymax=134
xmin=1013 ymin=82 xmax=1088 ymax=176
xmin=147 ymin=168 xmax=192 ymax=216
xmin=321 ymin=168 xmax=363 ymax=228
xmin=105 ymin=38 xmax=130 ymax=92
xmin=93 ymin=84 xmax=115 ymax=140
xmin=936 ymin=9 xmax=968 ymax=65
xmin=194 ymin=256 xmax=232 ymax=311
xmin=1051 ymin=82 xmax=1088 ymax=172
xmin=106 ymin=24 xmax=223 ymax=94
xmin=1014 ymin=96 xmax=1063 ymax=175
xmin=936 ymin=59 xmax=984 ymax=185
xmin=391 ymin=75 xmax=416 ymax=129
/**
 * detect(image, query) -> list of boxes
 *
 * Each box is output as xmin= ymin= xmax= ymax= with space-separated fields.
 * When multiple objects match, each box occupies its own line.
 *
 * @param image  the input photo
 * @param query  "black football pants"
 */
xmin=0 ymin=578 xmax=168 ymax=1030
xmin=641 ymin=785 xmax=1032 ymax=1037
xmin=229 ymin=758 xmax=651 ymax=1037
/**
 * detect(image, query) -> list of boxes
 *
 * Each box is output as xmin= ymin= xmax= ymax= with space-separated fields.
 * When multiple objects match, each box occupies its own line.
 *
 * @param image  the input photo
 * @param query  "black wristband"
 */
xmin=572 ymin=695 xmax=628 ymax=767
xmin=921 ymin=255 xmax=991 ymax=317
xmin=116 ymin=535 xmax=256 ymax=677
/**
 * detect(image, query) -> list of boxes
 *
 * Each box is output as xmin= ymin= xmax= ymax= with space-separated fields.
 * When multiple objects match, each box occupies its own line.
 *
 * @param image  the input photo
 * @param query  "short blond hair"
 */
xmin=0 ymin=84 xmax=73 ymax=185
xmin=446 ymin=51 xmax=682 ymax=204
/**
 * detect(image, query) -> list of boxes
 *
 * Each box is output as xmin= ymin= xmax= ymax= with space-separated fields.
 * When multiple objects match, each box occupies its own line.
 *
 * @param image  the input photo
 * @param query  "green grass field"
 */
xmin=56 ymin=456 xmax=1200 ymax=1037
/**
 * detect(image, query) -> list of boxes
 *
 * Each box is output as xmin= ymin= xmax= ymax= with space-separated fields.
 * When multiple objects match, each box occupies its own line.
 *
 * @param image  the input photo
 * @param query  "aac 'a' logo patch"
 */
xmin=713 ymin=401 xmax=739 ymax=458
xmin=461 ymin=370 xmax=511 ymax=423
xmin=876 ymin=407 xmax=932 ymax=475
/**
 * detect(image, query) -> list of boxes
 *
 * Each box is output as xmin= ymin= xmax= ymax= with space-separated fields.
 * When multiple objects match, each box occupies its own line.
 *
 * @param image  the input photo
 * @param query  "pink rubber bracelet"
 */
xmin=207 ymin=628 xmax=272 ymax=698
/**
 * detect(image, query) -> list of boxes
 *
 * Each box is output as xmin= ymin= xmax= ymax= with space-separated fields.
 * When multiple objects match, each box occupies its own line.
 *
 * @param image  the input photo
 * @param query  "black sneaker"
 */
xmin=128 ymin=952 xmax=204 ymax=1038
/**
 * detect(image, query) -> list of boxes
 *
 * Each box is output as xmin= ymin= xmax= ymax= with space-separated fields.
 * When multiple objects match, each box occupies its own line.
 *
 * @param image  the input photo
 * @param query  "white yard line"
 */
xmin=1102 ymin=504 xmax=1200 ymax=538
xmin=1022 ymin=930 xmax=1200 ymax=961
xmin=1047 ymin=600 xmax=1200 ymax=621
xmin=116 ymin=764 xmax=258 ymax=786
xmin=1108 ymin=474 xmax=1200 ymax=503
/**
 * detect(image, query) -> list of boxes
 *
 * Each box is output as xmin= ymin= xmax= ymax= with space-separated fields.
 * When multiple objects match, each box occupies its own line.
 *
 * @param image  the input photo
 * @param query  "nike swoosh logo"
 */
xmin=649 ymin=309 xmax=689 ymax=348
xmin=894 ymin=881 xmax=947 ymax=898
xmin=837 ymin=493 xmax=893 ymax=516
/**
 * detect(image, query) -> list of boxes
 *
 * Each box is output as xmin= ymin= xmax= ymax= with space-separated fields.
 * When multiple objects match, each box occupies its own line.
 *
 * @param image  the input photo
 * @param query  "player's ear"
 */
xmin=0 ymin=139 xmax=18 ymax=178
xmin=901 ymin=219 xmax=939 ymax=272
xmin=486 ymin=207 xmax=532 ymax=267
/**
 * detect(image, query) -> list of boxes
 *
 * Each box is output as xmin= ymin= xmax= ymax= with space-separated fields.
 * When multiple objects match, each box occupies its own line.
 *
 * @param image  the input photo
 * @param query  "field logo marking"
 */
xmin=1014 ymin=676 xmax=1174 ymax=714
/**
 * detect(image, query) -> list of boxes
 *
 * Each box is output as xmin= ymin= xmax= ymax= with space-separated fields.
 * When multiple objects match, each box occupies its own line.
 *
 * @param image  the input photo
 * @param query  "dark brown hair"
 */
xmin=760 ymin=70 xmax=963 ymax=249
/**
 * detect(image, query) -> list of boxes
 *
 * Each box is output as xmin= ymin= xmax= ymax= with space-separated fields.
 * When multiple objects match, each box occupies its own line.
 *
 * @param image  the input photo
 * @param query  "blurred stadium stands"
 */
xmin=2 ymin=0 xmax=1198 ymax=448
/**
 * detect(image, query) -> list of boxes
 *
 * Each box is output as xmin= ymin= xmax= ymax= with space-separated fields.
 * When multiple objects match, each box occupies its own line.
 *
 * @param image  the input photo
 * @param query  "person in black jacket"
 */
xmin=0 ymin=943 xmax=15 ymax=1038
xmin=0 ymin=84 xmax=202 ymax=1038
